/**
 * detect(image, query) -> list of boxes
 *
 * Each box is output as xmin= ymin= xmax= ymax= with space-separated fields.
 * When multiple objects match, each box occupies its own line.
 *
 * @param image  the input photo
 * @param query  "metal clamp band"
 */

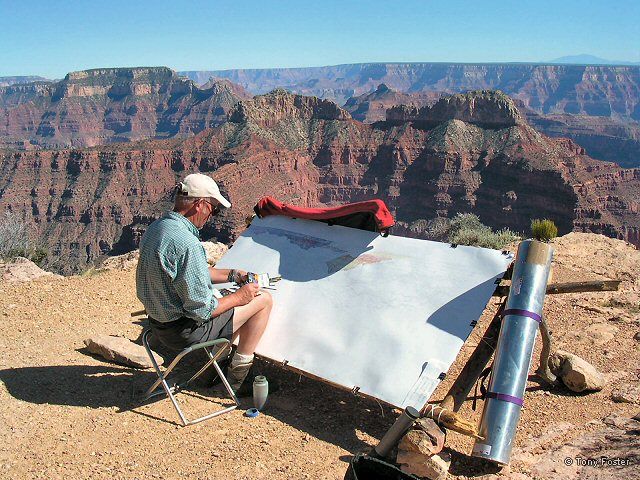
xmin=501 ymin=308 xmax=542 ymax=323
xmin=486 ymin=391 xmax=524 ymax=407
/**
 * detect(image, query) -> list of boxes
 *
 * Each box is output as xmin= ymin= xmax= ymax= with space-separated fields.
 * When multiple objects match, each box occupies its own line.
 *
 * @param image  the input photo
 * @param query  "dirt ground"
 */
xmin=0 ymin=232 xmax=638 ymax=479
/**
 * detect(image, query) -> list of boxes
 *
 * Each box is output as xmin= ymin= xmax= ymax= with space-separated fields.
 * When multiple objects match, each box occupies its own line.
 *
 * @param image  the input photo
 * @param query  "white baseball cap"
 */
xmin=178 ymin=173 xmax=231 ymax=208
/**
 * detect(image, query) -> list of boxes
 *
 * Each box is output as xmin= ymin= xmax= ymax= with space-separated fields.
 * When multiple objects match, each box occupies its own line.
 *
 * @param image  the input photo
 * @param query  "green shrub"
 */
xmin=419 ymin=213 xmax=520 ymax=250
xmin=449 ymin=216 xmax=519 ymax=249
xmin=0 ymin=212 xmax=48 ymax=266
xmin=29 ymin=247 xmax=48 ymax=267
xmin=410 ymin=217 xmax=450 ymax=242
xmin=531 ymin=218 xmax=558 ymax=242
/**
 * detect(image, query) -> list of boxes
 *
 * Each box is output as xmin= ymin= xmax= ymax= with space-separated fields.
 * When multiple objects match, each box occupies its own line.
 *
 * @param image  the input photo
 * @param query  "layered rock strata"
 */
xmin=0 ymin=67 xmax=250 ymax=149
xmin=182 ymin=63 xmax=640 ymax=119
xmin=344 ymin=84 xmax=440 ymax=123
xmin=346 ymin=85 xmax=640 ymax=168
xmin=0 ymin=90 xmax=638 ymax=273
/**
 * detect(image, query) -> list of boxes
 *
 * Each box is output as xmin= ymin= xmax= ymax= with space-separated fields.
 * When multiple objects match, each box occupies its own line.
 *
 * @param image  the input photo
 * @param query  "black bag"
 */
xmin=344 ymin=453 xmax=421 ymax=480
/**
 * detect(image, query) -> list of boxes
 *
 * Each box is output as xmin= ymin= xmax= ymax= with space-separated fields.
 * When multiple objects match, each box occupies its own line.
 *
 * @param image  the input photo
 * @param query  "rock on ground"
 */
xmin=551 ymin=232 xmax=640 ymax=291
xmin=0 ymin=257 xmax=63 ymax=283
xmin=98 ymin=250 xmax=140 ymax=272
xmin=526 ymin=415 xmax=640 ymax=480
xmin=201 ymin=241 xmax=228 ymax=265
xmin=98 ymin=241 xmax=228 ymax=272
xmin=397 ymin=450 xmax=451 ymax=480
xmin=549 ymin=349 xmax=606 ymax=392
xmin=584 ymin=323 xmax=619 ymax=344
xmin=398 ymin=418 xmax=446 ymax=456
xmin=83 ymin=334 xmax=163 ymax=369
xmin=612 ymin=384 xmax=640 ymax=404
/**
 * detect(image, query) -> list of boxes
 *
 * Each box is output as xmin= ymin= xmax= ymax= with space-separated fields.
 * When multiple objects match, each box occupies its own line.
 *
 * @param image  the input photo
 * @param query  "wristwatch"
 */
xmin=227 ymin=269 xmax=237 ymax=283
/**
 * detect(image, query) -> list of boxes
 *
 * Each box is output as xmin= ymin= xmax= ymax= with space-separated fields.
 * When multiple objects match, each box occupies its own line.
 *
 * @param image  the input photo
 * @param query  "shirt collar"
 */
xmin=164 ymin=211 xmax=200 ymax=238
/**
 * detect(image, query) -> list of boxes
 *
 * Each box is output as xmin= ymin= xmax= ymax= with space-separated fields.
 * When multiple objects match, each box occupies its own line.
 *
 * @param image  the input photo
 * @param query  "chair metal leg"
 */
xmin=205 ymin=348 xmax=240 ymax=406
xmin=183 ymin=345 xmax=228 ymax=387
xmin=141 ymin=329 xmax=239 ymax=426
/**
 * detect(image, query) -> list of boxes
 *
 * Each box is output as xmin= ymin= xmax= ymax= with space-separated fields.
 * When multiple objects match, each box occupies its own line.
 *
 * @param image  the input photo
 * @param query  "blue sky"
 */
xmin=1 ymin=0 xmax=638 ymax=78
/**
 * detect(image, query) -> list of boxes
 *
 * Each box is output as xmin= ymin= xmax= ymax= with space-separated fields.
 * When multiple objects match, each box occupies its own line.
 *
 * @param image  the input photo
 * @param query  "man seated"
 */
xmin=136 ymin=173 xmax=272 ymax=393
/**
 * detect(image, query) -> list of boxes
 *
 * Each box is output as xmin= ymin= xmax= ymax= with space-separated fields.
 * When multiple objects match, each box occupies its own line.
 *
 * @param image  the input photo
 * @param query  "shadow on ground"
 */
xmin=0 ymin=364 xmax=155 ymax=410
xmin=448 ymin=449 xmax=504 ymax=477
xmin=0 ymin=357 xmax=394 ymax=455
xmin=249 ymin=359 xmax=395 ymax=455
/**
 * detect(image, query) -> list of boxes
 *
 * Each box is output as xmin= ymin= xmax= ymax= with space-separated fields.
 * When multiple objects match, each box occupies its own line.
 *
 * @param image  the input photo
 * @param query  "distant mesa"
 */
xmin=0 ymin=66 xmax=250 ymax=149
xmin=0 ymin=75 xmax=52 ymax=87
xmin=229 ymin=88 xmax=351 ymax=126
xmin=344 ymin=83 xmax=440 ymax=123
xmin=546 ymin=54 xmax=640 ymax=66
xmin=201 ymin=77 xmax=251 ymax=98
xmin=386 ymin=90 xmax=524 ymax=129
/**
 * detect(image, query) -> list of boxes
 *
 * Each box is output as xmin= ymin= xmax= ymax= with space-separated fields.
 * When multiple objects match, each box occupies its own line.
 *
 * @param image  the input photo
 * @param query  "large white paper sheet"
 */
xmin=215 ymin=216 xmax=512 ymax=408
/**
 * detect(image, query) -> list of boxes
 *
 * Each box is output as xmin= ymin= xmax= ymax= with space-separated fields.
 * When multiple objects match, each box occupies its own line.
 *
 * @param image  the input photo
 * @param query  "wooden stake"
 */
xmin=493 ymin=280 xmax=620 ymax=297
xmin=420 ymin=301 xmax=505 ymax=439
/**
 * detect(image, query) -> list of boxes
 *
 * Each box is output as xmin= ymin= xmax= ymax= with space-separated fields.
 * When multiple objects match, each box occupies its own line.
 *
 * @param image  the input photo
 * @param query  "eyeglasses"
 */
xmin=203 ymin=199 xmax=221 ymax=217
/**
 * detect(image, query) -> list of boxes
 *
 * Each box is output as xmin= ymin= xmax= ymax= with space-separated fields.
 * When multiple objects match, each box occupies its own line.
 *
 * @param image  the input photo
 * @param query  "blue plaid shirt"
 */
xmin=136 ymin=211 xmax=218 ymax=323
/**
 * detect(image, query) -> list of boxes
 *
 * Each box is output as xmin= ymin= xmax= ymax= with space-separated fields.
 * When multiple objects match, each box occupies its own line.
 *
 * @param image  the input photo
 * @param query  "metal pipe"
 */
xmin=373 ymin=406 xmax=420 ymax=458
xmin=472 ymin=240 xmax=553 ymax=465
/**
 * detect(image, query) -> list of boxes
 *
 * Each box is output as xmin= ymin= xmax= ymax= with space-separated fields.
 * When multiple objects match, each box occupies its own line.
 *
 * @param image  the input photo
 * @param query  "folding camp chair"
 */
xmin=141 ymin=329 xmax=240 ymax=426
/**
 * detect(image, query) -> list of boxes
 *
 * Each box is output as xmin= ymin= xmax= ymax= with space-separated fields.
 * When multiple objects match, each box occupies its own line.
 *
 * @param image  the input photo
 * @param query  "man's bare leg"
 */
xmin=232 ymin=291 xmax=272 ymax=354
xmin=223 ymin=291 xmax=272 ymax=392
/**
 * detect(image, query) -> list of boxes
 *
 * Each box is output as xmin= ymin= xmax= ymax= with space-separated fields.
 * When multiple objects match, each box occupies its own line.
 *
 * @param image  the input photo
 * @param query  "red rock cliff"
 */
xmin=0 ymin=67 xmax=250 ymax=149
xmin=1 ymin=90 xmax=637 ymax=273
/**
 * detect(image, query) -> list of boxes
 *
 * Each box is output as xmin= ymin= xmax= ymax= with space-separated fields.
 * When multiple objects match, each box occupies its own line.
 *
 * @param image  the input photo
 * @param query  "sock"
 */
xmin=231 ymin=351 xmax=254 ymax=367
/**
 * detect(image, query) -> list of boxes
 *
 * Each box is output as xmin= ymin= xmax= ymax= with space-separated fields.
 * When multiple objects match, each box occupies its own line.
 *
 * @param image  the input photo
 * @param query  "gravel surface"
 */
xmin=0 ymin=232 xmax=638 ymax=479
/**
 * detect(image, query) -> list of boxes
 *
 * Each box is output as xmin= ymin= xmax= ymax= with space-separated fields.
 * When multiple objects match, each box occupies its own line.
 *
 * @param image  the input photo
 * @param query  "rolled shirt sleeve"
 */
xmin=172 ymin=242 xmax=218 ymax=323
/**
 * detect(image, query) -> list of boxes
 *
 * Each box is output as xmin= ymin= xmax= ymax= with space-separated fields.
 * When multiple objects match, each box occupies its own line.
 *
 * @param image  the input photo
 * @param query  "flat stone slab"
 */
xmin=612 ymin=383 xmax=640 ymax=404
xmin=84 ymin=334 xmax=162 ymax=369
xmin=397 ymin=450 xmax=451 ymax=480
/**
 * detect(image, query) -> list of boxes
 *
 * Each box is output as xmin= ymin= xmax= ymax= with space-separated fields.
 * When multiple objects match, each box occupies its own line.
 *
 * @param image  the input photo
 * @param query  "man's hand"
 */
xmin=233 ymin=282 xmax=260 ymax=306
xmin=209 ymin=267 xmax=250 ymax=285
xmin=235 ymin=269 xmax=249 ymax=284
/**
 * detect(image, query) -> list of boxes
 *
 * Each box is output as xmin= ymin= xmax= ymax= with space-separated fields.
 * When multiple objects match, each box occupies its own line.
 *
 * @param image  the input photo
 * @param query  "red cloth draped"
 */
xmin=254 ymin=197 xmax=395 ymax=234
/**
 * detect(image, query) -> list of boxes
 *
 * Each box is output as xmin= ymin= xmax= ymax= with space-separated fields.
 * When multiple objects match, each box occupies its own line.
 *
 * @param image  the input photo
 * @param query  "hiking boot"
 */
xmin=227 ymin=361 xmax=253 ymax=392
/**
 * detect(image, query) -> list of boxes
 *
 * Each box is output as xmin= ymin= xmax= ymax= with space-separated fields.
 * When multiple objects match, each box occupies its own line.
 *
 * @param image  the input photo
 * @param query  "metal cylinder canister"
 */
xmin=373 ymin=406 xmax=420 ymax=458
xmin=472 ymin=240 xmax=553 ymax=465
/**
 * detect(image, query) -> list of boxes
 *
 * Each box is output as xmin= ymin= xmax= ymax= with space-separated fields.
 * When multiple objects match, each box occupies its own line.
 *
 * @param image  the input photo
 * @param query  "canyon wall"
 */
xmin=1 ymin=90 xmax=637 ymax=273
xmin=184 ymin=63 xmax=640 ymax=167
xmin=182 ymin=63 xmax=640 ymax=119
xmin=0 ymin=67 xmax=250 ymax=149
xmin=345 ymin=84 xmax=640 ymax=168
xmin=3 ymin=65 xmax=638 ymax=168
